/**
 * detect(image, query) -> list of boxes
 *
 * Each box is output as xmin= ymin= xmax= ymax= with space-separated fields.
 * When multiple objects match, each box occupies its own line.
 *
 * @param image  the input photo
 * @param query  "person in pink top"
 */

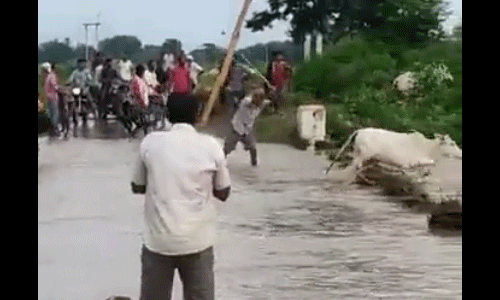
xmin=130 ymin=64 xmax=149 ymax=109
xmin=41 ymin=62 xmax=61 ymax=137
xmin=167 ymin=55 xmax=191 ymax=96
xmin=165 ymin=55 xmax=192 ymax=122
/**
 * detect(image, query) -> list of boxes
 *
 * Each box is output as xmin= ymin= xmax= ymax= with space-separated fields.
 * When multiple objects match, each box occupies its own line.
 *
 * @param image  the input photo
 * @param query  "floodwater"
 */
xmin=38 ymin=120 xmax=462 ymax=300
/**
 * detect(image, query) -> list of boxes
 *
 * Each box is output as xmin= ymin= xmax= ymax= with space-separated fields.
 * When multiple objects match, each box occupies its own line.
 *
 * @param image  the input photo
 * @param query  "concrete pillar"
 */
xmin=316 ymin=32 xmax=323 ymax=57
xmin=304 ymin=34 xmax=312 ymax=61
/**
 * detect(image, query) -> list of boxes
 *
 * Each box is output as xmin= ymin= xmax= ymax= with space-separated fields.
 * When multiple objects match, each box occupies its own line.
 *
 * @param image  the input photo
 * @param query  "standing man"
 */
xmin=267 ymin=52 xmax=292 ymax=113
xmin=186 ymin=55 xmax=204 ymax=90
xmin=131 ymin=94 xmax=231 ymax=300
xmin=167 ymin=55 xmax=192 ymax=102
xmin=92 ymin=52 xmax=105 ymax=74
xmin=130 ymin=64 xmax=149 ymax=110
xmin=225 ymin=59 xmax=249 ymax=117
xmin=144 ymin=60 xmax=161 ymax=98
xmin=224 ymin=87 xmax=271 ymax=166
xmin=41 ymin=62 xmax=61 ymax=138
xmin=145 ymin=60 xmax=168 ymax=129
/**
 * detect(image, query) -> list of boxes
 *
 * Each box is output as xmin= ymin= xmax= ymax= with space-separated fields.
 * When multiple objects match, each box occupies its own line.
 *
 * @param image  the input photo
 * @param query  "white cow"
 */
xmin=327 ymin=128 xmax=462 ymax=183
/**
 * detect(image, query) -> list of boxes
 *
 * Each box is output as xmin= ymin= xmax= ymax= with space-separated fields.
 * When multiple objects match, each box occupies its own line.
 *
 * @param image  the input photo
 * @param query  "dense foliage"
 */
xmin=246 ymin=0 xmax=450 ymax=46
xmin=291 ymin=36 xmax=462 ymax=146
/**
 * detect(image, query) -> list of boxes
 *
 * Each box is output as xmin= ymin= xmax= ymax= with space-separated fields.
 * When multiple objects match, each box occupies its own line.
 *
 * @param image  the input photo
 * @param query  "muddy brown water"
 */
xmin=38 ymin=119 xmax=461 ymax=300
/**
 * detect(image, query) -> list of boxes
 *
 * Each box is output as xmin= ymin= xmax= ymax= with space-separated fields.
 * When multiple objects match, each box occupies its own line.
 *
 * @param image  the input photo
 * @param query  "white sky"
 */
xmin=38 ymin=0 xmax=462 ymax=52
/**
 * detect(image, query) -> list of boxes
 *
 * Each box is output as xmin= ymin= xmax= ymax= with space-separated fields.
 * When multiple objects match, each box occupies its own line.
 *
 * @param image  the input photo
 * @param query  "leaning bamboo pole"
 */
xmin=199 ymin=0 xmax=253 ymax=126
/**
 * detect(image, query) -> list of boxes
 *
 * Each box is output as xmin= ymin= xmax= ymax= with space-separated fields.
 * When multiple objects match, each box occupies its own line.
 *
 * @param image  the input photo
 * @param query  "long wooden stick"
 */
xmin=199 ymin=0 xmax=253 ymax=126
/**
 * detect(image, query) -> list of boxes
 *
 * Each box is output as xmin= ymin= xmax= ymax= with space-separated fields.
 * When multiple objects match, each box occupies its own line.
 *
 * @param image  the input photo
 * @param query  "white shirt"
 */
xmin=163 ymin=53 xmax=175 ymax=72
xmin=131 ymin=124 xmax=231 ymax=255
xmin=144 ymin=70 xmax=159 ymax=95
xmin=118 ymin=60 xmax=133 ymax=81
xmin=189 ymin=62 xmax=204 ymax=85
xmin=231 ymin=96 xmax=269 ymax=135
xmin=94 ymin=65 xmax=103 ymax=86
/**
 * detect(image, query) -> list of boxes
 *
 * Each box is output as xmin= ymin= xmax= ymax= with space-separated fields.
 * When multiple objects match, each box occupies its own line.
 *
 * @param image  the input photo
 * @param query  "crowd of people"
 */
xmin=39 ymin=48 xmax=294 ymax=300
xmin=38 ymin=50 xmax=208 ymax=139
xmin=39 ymin=48 xmax=293 ymax=152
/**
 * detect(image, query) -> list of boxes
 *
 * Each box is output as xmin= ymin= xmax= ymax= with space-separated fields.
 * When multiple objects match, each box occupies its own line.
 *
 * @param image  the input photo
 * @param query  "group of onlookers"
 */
xmin=39 ymin=47 xmax=293 ymax=142
xmin=39 ymin=50 xmax=207 ymax=137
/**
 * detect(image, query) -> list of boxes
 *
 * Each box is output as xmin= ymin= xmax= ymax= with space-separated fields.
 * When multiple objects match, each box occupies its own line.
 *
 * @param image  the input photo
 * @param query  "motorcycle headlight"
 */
xmin=72 ymin=88 xmax=81 ymax=95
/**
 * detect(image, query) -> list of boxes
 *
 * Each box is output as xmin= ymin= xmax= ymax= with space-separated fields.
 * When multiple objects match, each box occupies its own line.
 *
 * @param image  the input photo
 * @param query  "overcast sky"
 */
xmin=38 ymin=0 xmax=462 ymax=52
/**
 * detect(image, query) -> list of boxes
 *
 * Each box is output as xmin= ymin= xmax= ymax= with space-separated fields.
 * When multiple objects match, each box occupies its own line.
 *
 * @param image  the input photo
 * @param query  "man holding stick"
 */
xmin=224 ymin=87 xmax=271 ymax=166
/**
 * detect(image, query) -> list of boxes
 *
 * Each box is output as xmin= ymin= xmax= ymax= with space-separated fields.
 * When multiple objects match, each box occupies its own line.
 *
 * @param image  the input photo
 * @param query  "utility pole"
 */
xmin=96 ymin=13 xmax=101 ymax=51
xmin=83 ymin=17 xmax=101 ymax=61
xmin=316 ymin=31 xmax=323 ymax=57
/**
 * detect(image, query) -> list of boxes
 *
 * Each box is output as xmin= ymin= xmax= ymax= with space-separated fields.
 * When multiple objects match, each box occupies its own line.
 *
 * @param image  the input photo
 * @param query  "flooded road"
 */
xmin=38 ymin=121 xmax=461 ymax=300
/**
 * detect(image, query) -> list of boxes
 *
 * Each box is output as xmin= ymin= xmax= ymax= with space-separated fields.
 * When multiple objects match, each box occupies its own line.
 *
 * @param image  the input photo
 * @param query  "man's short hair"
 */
xmin=167 ymin=94 xmax=199 ymax=124
xmin=135 ymin=64 xmax=146 ymax=76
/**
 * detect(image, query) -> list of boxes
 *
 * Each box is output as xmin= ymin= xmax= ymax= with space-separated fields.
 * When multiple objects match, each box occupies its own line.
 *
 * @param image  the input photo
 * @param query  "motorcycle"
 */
xmin=68 ymin=86 xmax=96 ymax=126
xmin=97 ymin=79 xmax=130 ymax=120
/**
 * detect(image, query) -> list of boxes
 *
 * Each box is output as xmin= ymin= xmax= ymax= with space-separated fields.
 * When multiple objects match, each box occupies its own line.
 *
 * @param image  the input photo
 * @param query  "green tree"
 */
xmin=236 ymin=41 xmax=303 ymax=65
xmin=74 ymin=44 xmax=96 ymax=60
xmin=98 ymin=35 xmax=142 ymax=58
xmin=161 ymin=39 xmax=183 ymax=54
xmin=38 ymin=40 xmax=75 ymax=63
xmin=189 ymin=43 xmax=224 ymax=67
xmin=246 ymin=0 xmax=450 ymax=46
xmin=132 ymin=44 xmax=163 ymax=64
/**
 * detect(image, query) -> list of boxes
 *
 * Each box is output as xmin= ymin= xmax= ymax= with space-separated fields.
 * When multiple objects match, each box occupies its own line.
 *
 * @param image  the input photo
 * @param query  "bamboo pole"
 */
xmin=199 ymin=0 xmax=253 ymax=126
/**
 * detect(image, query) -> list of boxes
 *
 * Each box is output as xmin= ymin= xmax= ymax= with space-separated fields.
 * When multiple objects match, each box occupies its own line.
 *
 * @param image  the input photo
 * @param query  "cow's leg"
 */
xmin=356 ymin=172 xmax=377 ymax=186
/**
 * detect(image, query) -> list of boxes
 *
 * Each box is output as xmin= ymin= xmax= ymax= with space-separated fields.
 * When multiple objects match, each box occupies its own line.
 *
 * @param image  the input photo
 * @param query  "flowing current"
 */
xmin=38 ymin=124 xmax=461 ymax=300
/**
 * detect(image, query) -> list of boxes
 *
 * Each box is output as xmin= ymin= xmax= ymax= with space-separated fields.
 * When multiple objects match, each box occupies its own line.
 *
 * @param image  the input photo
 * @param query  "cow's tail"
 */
xmin=325 ymin=130 xmax=359 ymax=174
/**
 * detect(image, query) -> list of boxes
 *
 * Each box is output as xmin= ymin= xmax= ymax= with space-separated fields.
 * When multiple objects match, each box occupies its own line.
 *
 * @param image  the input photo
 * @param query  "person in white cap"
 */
xmin=186 ymin=55 xmax=204 ymax=90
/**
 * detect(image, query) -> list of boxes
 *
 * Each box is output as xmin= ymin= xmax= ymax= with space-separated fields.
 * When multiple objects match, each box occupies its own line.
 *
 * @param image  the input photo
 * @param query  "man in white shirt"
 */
xmin=186 ymin=55 xmax=204 ymax=89
xmin=118 ymin=57 xmax=134 ymax=82
xmin=163 ymin=52 xmax=176 ymax=73
xmin=144 ymin=60 xmax=160 ymax=97
xmin=131 ymin=94 xmax=231 ymax=300
xmin=224 ymin=88 xmax=271 ymax=166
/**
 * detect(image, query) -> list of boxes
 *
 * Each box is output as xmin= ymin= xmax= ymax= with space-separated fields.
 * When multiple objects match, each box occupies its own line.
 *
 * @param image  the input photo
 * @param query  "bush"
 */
xmin=292 ymin=37 xmax=398 ymax=99
xmin=289 ymin=37 xmax=462 ymax=149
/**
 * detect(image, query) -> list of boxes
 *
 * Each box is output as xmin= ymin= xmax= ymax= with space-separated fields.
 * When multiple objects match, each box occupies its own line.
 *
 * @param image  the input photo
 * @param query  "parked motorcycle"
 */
xmin=65 ymin=85 xmax=97 ymax=128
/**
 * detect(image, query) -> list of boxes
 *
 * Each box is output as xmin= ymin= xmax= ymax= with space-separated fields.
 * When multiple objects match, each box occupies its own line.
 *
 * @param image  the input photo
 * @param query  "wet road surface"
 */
xmin=38 ymin=120 xmax=462 ymax=300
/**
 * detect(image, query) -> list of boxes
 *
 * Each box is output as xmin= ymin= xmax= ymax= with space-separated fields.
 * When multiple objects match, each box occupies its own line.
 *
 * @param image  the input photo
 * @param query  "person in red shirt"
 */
xmin=165 ymin=55 xmax=192 ymax=121
xmin=167 ymin=55 xmax=192 ymax=96
xmin=268 ymin=52 xmax=292 ymax=113
xmin=41 ymin=62 xmax=62 ymax=138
